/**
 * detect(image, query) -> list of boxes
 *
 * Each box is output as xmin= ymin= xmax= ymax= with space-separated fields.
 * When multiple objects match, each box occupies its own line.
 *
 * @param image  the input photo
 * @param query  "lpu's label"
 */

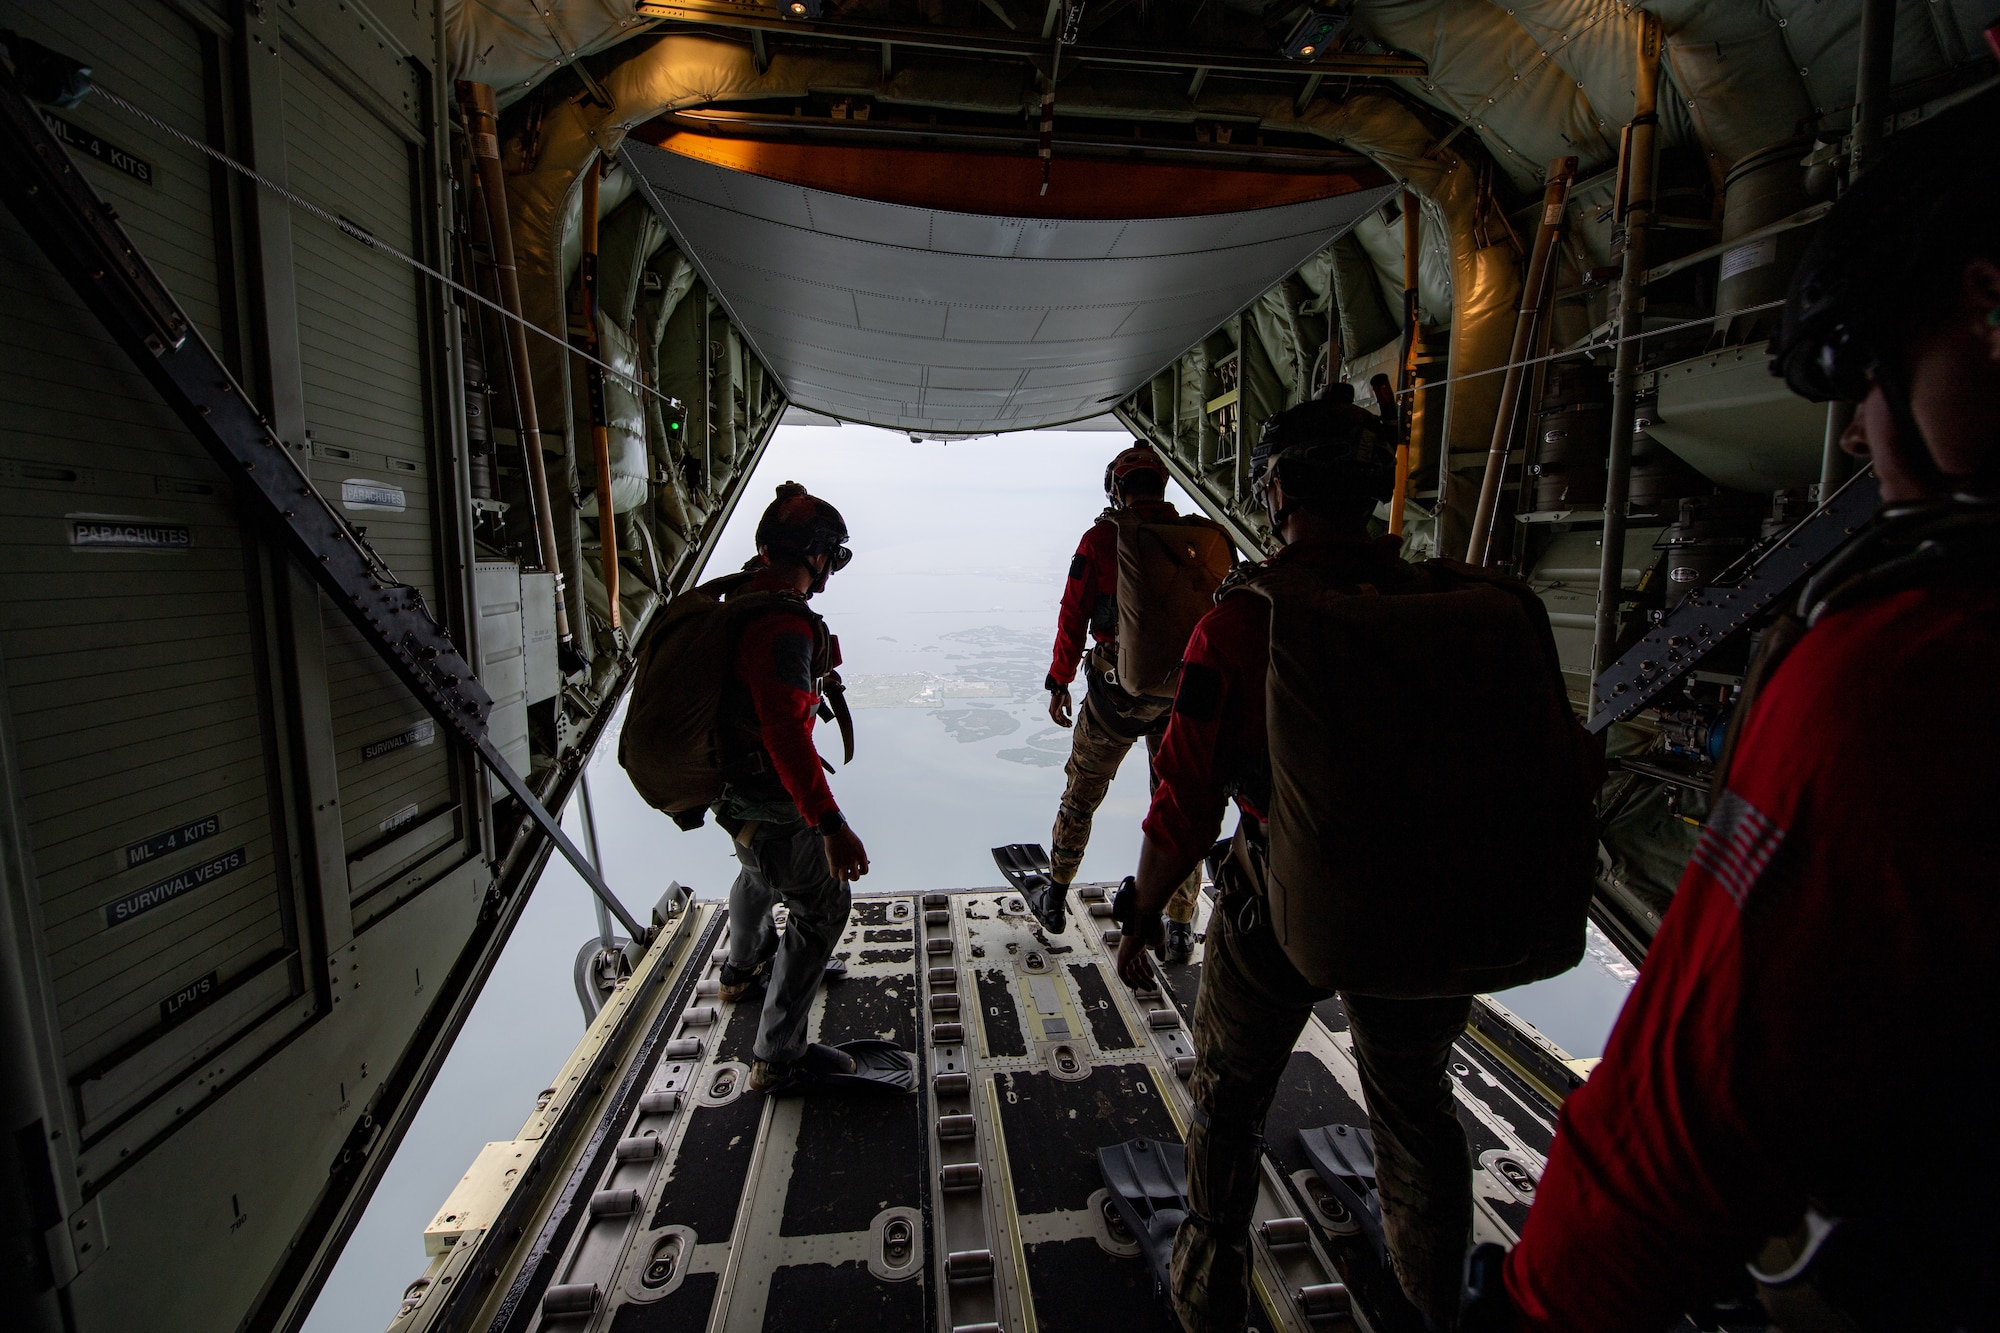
xmin=103 ymin=847 xmax=247 ymax=928
xmin=124 ymin=813 xmax=221 ymax=870
xmin=160 ymin=970 xmax=220 ymax=1026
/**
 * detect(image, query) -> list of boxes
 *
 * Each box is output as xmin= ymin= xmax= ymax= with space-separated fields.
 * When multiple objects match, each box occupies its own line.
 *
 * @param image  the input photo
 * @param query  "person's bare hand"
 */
xmin=824 ymin=825 xmax=869 ymax=881
xmin=1116 ymin=912 xmax=1165 ymax=988
xmin=1049 ymin=688 xmax=1074 ymax=728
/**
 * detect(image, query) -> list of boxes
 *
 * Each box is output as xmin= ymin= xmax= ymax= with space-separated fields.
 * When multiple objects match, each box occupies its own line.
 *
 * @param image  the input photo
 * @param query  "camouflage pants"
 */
xmin=1049 ymin=681 xmax=1200 ymax=922
xmin=1172 ymin=906 xmax=1474 ymax=1332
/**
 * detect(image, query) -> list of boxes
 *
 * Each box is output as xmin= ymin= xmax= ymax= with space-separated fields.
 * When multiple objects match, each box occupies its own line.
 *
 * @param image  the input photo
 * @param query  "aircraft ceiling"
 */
xmin=451 ymin=1 xmax=2000 ymax=192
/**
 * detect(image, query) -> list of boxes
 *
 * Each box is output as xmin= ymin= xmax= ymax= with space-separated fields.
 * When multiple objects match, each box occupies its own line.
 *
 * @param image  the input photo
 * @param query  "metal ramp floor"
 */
xmin=387 ymin=885 xmax=1569 ymax=1333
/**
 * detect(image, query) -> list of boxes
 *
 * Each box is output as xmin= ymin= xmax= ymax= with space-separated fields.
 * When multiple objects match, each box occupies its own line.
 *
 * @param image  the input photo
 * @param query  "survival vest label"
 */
xmin=362 ymin=720 xmax=435 ymax=763
xmin=71 ymin=518 xmax=191 ymax=550
xmin=160 ymin=970 xmax=220 ymax=1026
xmin=103 ymin=847 xmax=246 ymax=928
xmin=125 ymin=813 xmax=221 ymax=871
xmin=40 ymin=111 xmax=154 ymax=186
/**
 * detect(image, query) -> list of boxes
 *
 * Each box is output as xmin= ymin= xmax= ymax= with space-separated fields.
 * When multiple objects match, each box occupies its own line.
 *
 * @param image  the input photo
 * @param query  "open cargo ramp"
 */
xmin=387 ymin=884 xmax=1569 ymax=1333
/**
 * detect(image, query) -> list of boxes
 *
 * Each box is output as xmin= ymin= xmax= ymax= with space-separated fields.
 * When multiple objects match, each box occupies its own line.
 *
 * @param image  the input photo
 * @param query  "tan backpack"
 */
xmin=618 ymin=571 xmax=821 ymax=819
xmin=1112 ymin=509 xmax=1235 ymax=697
xmin=1239 ymin=559 xmax=1598 ymax=997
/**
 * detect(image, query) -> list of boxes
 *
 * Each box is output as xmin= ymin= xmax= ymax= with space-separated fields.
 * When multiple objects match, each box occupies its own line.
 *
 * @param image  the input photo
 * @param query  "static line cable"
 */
xmin=1392 ymin=299 xmax=1787 ymax=401
xmin=86 ymin=82 xmax=684 ymax=418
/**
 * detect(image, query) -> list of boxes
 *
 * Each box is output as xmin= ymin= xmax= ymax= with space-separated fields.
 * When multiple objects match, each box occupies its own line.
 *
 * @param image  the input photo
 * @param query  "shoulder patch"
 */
xmin=1069 ymin=553 xmax=1089 ymax=580
xmin=1690 ymin=789 xmax=1787 ymax=909
xmin=769 ymin=629 xmax=815 ymax=693
xmin=1173 ymin=662 xmax=1223 ymax=722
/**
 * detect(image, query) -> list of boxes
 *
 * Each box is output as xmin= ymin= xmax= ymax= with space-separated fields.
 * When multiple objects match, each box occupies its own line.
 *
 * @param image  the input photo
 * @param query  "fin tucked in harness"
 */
xmin=1300 ymin=1122 xmax=1386 ymax=1266
xmin=992 ymin=844 xmax=1065 ymax=933
xmin=755 ymin=1039 xmax=914 ymax=1097
xmin=1098 ymin=1137 xmax=1189 ymax=1295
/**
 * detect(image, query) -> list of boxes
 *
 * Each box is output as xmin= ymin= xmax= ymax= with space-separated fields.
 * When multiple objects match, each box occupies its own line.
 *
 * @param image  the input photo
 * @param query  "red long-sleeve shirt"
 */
xmin=1504 ymin=581 xmax=2000 ymax=1329
xmin=728 ymin=575 xmax=839 ymax=826
xmin=1142 ymin=536 xmax=1408 ymax=864
xmin=1047 ymin=499 xmax=1181 ymax=688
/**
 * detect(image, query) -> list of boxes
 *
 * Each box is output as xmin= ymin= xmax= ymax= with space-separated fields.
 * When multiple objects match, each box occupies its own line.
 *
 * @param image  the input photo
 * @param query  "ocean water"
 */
xmin=304 ymin=424 xmax=1635 ymax=1331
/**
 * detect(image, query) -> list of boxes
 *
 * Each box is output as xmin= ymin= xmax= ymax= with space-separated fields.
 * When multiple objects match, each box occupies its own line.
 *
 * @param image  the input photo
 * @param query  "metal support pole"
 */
xmin=1851 ymin=0 xmax=1894 ymax=177
xmin=578 ymin=159 xmax=622 ymax=637
xmin=1388 ymin=191 xmax=1419 ymax=536
xmin=1467 ymin=157 xmax=1575 ymax=564
xmin=577 ymin=771 xmax=615 ymax=947
xmin=1589 ymin=13 xmax=1662 ymax=718
xmin=1819 ymin=0 xmax=1890 ymax=499
xmin=1819 ymin=400 xmax=1855 ymax=500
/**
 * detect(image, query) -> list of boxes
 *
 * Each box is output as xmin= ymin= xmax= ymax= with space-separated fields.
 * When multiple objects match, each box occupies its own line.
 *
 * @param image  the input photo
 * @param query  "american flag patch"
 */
xmin=1690 ymin=790 xmax=1787 ymax=909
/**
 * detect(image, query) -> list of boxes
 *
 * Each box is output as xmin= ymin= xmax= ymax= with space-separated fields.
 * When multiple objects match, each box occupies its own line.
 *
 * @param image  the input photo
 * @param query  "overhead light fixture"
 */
xmin=1283 ymin=8 xmax=1350 ymax=62
xmin=778 ymin=0 xmax=823 ymax=16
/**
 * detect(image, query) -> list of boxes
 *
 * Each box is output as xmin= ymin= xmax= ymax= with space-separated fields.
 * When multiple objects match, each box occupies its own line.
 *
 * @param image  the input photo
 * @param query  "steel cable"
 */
xmin=90 ymin=81 xmax=1790 ymax=426
xmin=86 ymin=82 xmax=684 ymax=416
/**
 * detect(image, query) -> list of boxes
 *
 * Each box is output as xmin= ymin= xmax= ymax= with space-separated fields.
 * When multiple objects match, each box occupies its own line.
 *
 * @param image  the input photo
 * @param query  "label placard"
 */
xmin=341 ymin=478 xmax=407 ymax=512
xmin=160 ymin=970 xmax=220 ymax=1026
xmin=362 ymin=720 xmax=435 ymax=763
xmin=40 ymin=111 xmax=153 ymax=185
xmin=71 ymin=518 xmax=190 ymax=550
xmin=1720 ymin=238 xmax=1777 ymax=282
xmin=125 ymin=813 xmax=221 ymax=871
xmin=103 ymin=847 xmax=246 ymax=928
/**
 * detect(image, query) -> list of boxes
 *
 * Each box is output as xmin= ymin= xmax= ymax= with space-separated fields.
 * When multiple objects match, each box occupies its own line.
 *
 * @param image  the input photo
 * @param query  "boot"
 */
xmin=719 ymin=957 xmax=770 ymax=1003
xmin=1164 ymin=918 xmax=1195 ymax=965
xmin=750 ymin=1041 xmax=858 ymax=1094
xmin=1025 ymin=873 xmax=1067 ymax=934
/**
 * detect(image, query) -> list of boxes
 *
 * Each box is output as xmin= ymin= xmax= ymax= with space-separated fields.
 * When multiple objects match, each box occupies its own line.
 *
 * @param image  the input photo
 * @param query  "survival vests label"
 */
xmin=125 ymin=813 xmax=221 ymax=871
xmin=103 ymin=847 xmax=246 ymax=928
xmin=362 ymin=720 xmax=435 ymax=763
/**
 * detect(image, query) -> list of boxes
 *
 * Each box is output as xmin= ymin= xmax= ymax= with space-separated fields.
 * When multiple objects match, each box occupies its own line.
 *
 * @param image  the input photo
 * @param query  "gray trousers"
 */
xmin=725 ymin=821 xmax=852 ymax=1064
xmin=1175 ymin=904 xmax=1473 ymax=1331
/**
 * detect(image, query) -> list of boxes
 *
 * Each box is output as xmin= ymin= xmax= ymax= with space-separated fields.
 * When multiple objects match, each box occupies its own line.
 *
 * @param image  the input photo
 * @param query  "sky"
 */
xmin=303 ymin=423 xmax=1634 ymax=1331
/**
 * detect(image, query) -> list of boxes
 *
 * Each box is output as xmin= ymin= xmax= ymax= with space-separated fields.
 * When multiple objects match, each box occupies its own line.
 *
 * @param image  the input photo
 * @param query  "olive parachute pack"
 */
xmin=1110 ymin=507 xmax=1235 ymax=698
xmin=1235 ymin=558 xmax=1599 ymax=998
xmin=618 ymin=570 xmax=850 ymax=826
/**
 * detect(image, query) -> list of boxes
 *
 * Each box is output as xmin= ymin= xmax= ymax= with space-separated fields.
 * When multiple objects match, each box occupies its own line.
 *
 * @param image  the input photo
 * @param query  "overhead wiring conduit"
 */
xmin=460 ymin=80 xmax=583 ymax=665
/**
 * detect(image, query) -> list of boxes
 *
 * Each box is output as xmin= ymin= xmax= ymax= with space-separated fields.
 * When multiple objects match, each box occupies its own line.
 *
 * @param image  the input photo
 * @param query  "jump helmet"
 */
xmin=755 ymin=482 xmax=851 ymax=592
xmin=1250 ymin=397 xmax=1397 ymax=514
xmin=1103 ymin=444 xmax=1169 ymax=501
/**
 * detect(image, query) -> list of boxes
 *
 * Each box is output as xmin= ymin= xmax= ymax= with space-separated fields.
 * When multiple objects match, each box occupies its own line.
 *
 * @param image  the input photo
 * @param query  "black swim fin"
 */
xmin=1299 ymin=1121 xmax=1386 ymax=1265
xmin=760 ymin=1039 xmax=914 ymax=1096
xmin=1098 ymin=1137 xmax=1188 ymax=1295
xmin=991 ymin=843 xmax=1053 ymax=892
xmin=993 ymin=845 xmax=1066 ymax=933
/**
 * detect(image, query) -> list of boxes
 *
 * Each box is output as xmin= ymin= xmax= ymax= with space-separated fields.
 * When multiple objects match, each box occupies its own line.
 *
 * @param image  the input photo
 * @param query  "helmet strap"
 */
xmin=1873 ymin=356 xmax=1957 ymax=498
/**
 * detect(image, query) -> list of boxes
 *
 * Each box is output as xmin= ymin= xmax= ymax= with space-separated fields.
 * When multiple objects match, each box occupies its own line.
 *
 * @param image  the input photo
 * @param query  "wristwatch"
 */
xmin=814 ymin=811 xmax=848 ymax=837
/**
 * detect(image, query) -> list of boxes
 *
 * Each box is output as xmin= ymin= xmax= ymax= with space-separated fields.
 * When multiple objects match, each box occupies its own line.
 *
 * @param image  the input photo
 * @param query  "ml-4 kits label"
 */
xmin=103 ymin=847 xmax=246 ymax=928
xmin=124 ymin=813 xmax=221 ymax=871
